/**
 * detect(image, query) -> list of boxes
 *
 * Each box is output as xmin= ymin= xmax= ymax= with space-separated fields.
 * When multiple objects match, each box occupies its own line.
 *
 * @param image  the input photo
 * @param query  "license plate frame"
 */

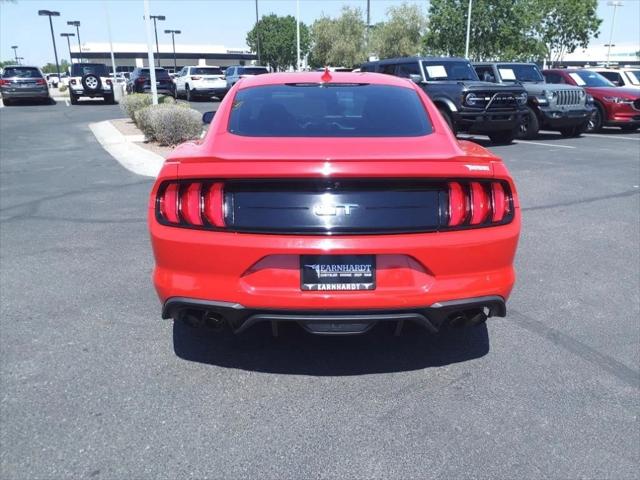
xmin=300 ymin=255 xmax=376 ymax=291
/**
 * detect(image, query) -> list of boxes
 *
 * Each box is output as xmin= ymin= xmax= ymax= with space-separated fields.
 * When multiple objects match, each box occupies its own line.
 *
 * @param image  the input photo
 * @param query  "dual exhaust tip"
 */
xmin=447 ymin=308 xmax=488 ymax=328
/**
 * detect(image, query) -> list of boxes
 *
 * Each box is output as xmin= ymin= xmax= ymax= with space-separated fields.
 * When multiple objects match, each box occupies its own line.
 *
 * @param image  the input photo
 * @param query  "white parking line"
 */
xmin=582 ymin=133 xmax=640 ymax=141
xmin=65 ymin=99 xmax=70 ymax=107
xmin=513 ymin=140 xmax=576 ymax=149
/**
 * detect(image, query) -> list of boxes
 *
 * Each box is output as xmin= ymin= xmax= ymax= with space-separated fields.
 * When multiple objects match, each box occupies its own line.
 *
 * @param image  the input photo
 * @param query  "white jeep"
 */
xmin=68 ymin=63 xmax=114 ymax=105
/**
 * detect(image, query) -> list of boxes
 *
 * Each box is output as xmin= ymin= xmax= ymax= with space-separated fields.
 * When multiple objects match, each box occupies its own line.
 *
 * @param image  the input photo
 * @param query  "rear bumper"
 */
xmin=71 ymin=88 xmax=112 ymax=97
xmin=163 ymin=295 xmax=507 ymax=334
xmin=150 ymin=211 xmax=520 ymax=329
xmin=191 ymin=87 xmax=227 ymax=96
xmin=1 ymin=88 xmax=49 ymax=99
xmin=136 ymin=85 xmax=173 ymax=95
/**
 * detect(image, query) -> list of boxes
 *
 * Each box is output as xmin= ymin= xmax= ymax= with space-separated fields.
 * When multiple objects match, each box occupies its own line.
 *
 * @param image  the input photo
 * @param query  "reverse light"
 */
xmin=448 ymin=180 xmax=513 ymax=228
xmin=157 ymin=181 xmax=225 ymax=228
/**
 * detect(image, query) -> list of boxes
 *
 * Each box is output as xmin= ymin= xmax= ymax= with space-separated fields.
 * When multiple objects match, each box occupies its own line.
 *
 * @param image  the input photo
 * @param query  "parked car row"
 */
xmin=363 ymin=56 xmax=639 ymax=141
xmin=2 ymin=59 xmax=639 ymax=138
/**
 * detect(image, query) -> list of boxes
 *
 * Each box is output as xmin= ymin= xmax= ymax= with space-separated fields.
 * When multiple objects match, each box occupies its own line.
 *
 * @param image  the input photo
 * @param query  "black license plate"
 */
xmin=300 ymin=255 xmax=375 ymax=291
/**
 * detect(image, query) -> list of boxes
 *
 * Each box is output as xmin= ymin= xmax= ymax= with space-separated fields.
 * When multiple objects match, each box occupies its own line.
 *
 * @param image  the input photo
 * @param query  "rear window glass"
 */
xmin=238 ymin=67 xmax=268 ymax=75
xmin=192 ymin=67 xmax=222 ymax=75
xmin=2 ymin=67 xmax=42 ymax=78
xmin=140 ymin=68 xmax=170 ymax=78
xmin=228 ymin=84 xmax=432 ymax=137
xmin=71 ymin=64 xmax=109 ymax=77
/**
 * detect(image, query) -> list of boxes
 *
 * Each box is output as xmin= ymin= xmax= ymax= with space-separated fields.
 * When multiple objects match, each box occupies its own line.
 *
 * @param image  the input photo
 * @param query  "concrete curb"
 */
xmin=89 ymin=120 xmax=164 ymax=178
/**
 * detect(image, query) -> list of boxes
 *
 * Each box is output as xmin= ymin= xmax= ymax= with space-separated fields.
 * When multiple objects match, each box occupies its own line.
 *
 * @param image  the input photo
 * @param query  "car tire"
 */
xmin=489 ymin=130 xmax=515 ymax=145
xmin=516 ymin=106 xmax=539 ymax=139
xmin=70 ymin=92 xmax=78 ymax=105
xmin=185 ymin=85 xmax=191 ymax=102
xmin=104 ymin=93 xmax=115 ymax=105
xmin=437 ymin=108 xmax=455 ymax=134
xmin=587 ymin=103 xmax=604 ymax=133
xmin=620 ymin=125 xmax=638 ymax=132
xmin=2 ymin=98 xmax=13 ymax=106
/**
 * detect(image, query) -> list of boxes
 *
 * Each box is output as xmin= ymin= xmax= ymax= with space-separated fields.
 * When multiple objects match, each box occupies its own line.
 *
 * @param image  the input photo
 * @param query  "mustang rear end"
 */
xmin=149 ymin=71 xmax=521 ymax=335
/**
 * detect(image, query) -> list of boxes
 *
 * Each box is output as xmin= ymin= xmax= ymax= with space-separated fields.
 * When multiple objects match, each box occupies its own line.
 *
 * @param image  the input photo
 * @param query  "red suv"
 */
xmin=543 ymin=69 xmax=640 ymax=132
xmin=149 ymin=71 xmax=521 ymax=336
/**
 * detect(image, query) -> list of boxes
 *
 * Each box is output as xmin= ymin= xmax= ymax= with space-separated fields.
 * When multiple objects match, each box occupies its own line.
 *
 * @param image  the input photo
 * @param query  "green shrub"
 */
xmin=120 ymin=93 xmax=153 ymax=122
xmin=134 ymin=105 xmax=156 ymax=139
xmin=135 ymin=103 xmax=203 ymax=145
xmin=120 ymin=93 xmax=178 ymax=122
xmin=151 ymin=105 xmax=203 ymax=146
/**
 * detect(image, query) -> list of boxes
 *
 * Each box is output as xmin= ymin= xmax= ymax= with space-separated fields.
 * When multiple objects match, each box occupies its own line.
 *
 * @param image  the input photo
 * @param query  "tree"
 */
xmin=1 ymin=60 xmax=17 ymax=68
xmin=246 ymin=14 xmax=310 ymax=71
xmin=424 ymin=0 xmax=545 ymax=61
xmin=533 ymin=0 xmax=602 ymax=65
xmin=370 ymin=3 xmax=427 ymax=59
xmin=41 ymin=59 xmax=70 ymax=74
xmin=309 ymin=7 xmax=367 ymax=68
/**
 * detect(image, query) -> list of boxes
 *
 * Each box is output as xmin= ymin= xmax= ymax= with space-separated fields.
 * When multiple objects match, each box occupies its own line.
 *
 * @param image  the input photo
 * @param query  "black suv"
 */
xmin=69 ymin=63 xmax=114 ymax=104
xmin=361 ymin=57 xmax=527 ymax=144
xmin=473 ymin=62 xmax=592 ymax=138
xmin=126 ymin=68 xmax=173 ymax=95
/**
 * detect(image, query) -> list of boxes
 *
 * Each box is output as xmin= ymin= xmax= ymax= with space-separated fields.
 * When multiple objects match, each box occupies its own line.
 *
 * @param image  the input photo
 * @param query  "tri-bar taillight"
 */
xmin=156 ymin=179 xmax=514 ymax=233
xmin=447 ymin=181 xmax=512 ymax=227
xmin=157 ymin=181 xmax=225 ymax=228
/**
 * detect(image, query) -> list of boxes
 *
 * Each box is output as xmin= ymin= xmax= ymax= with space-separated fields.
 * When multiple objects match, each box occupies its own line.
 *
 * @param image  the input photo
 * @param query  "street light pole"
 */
xmin=39 ymin=10 xmax=61 ymax=81
xmin=11 ymin=45 xmax=18 ymax=64
xmin=149 ymin=15 xmax=165 ymax=67
xmin=60 ymin=33 xmax=75 ymax=67
xmin=296 ymin=0 xmax=300 ymax=71
xmin=164 ymin=29 xmax=181 ymax=72
xmin=67 ymin=21 xmax=82 ymax=62
xmin=606 ymin=1 xmax=623 ymax=67
xmin=464 ymin=0 xmax=473 ymax=59
xmin=255 ymin=0 xmax=261 ymax=65
xmin=143 ymin=0 xmax=159 ymax=104
xmin=366 ymin=0 xmax=370 ymax=56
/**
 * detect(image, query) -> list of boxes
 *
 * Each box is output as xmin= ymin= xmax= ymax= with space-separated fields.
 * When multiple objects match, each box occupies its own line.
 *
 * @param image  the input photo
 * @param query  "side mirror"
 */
xmin=409 ymin=74 xmax=423 ymax=84
xmin=202 ymin=111 xmax=215 ymax=124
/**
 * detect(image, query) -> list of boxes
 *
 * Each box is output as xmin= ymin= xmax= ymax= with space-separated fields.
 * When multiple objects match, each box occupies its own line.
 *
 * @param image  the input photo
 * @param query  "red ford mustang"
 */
xmin=149 ymin=71 xmax=521 ymax=335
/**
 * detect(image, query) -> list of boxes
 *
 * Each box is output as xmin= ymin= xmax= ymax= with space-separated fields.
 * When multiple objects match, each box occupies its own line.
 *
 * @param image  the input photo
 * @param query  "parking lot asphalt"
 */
xmin=1 ymin=99 xmax=639 ymax=479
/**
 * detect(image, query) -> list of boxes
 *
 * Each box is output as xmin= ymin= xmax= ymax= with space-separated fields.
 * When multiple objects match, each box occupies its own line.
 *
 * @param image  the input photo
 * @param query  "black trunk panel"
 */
xmin=224 ymin=180 xmax=446 ymax=234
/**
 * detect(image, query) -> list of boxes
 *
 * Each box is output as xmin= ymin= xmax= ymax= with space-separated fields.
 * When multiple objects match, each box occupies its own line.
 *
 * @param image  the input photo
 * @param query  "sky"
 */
xmin=1 ymin=0 xmax=639 ymax=66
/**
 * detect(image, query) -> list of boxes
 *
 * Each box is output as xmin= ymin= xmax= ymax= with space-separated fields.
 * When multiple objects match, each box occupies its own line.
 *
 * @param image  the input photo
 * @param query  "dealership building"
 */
xmin=69 ymin=42 xmax=257 ymax=72
xmin=557 ymin=43 xmax=640 ymax=67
